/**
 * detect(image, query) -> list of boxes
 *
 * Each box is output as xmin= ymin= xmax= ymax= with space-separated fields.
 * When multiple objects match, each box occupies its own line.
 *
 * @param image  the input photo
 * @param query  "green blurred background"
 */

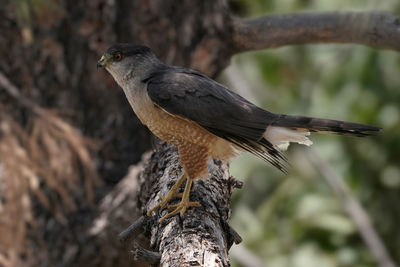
xmin=224 ymin=0 xmax=400 ymax=266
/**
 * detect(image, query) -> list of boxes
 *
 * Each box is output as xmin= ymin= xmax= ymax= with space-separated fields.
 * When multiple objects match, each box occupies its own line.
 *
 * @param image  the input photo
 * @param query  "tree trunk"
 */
xmin=0 ymin=1 xmax=235 ymax=266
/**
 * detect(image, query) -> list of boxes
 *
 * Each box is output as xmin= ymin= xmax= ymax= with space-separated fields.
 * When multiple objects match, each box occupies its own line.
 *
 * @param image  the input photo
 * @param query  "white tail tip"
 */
xmin=264 ymin=126 xmax=313 ymax=151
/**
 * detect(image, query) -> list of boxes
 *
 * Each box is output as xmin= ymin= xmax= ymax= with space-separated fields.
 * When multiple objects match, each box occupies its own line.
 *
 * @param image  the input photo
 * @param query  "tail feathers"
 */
xmin=264 ymin=115 xmax=381 ymax=151
xmin=272 ymin=115 xmax=381 ymax=137
xmin=227 ymin=135 xmax=289 ymax=173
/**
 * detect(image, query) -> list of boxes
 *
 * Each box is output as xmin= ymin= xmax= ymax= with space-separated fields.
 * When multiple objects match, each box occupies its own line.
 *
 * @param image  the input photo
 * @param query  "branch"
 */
xmin=137 ymin=141 xmax=242 ymax=266
xmin=232 ymin=11 xmax=400 ymax=53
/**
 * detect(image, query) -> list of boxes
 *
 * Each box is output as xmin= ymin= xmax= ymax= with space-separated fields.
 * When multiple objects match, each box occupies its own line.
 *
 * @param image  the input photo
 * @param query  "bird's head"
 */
xmin=97 ymin=43 xmax=158 ymax=85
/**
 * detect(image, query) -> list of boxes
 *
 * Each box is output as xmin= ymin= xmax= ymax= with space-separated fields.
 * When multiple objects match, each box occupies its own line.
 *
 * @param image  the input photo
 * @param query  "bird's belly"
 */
xmin=130 ymin=93 xmax=239 ymax=162
xmin=146 ymin=106 xmax=215 ymax=147
xmin=126 ymin=90 xmax=208 ymax=144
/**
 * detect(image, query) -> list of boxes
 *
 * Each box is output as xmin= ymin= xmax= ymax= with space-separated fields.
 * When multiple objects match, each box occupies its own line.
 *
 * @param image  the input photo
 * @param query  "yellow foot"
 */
xmin=159 ymin=177 xmax=200 ymax=223
xmin=160 ymin=200 xmax=200 ymax=223
xmin=146 ymin=172 xmax=187 ymax=216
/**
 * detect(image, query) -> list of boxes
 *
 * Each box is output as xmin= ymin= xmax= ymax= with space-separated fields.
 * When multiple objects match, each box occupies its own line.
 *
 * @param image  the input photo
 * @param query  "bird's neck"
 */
xmin=122 ymin=58 xmax=164 ymax=85
xmin=123 ymin=80 xmax=154 ymax=124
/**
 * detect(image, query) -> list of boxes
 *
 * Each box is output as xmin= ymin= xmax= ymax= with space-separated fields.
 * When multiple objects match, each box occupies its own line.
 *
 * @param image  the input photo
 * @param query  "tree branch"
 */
xmin=232 ymin=11 xmax=400 ymax=53
xmin=137 ymin=141 xmax=242 ymax=266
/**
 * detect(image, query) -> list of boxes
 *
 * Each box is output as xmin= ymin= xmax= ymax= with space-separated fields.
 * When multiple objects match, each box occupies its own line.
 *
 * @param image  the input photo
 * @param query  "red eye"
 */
xmin=114 ymin=53 xmax=122 ymax=61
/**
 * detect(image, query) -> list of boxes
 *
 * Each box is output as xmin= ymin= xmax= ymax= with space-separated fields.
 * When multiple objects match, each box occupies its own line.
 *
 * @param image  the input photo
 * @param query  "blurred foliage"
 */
xmin=225 ymin=0 xmax=400 ymax=266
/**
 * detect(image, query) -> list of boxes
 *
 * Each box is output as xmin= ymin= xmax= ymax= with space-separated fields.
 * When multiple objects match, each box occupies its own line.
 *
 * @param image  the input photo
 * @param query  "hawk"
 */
xmin=97 ymin=44 xmax=380 ymax=222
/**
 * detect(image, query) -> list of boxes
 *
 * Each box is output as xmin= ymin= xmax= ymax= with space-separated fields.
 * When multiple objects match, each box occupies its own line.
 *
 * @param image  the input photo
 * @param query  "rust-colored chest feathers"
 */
xmin=124 ymin=85 xmax=237 ymax=179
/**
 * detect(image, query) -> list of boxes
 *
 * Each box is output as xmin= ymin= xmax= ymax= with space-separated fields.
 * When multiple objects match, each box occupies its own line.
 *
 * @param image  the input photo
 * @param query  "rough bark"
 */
xmin=137 ymin=142 xmax=242 ymax=266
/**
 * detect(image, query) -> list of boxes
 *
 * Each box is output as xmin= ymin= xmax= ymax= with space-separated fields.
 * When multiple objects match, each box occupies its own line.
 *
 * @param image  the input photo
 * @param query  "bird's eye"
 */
xmin=113 ymin=53 xmax=123 ymax=61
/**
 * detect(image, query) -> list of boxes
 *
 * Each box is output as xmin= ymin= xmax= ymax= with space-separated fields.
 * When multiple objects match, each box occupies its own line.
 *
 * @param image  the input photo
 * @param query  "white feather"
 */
xmin=264 ymin=126 xmax=313 ymax=151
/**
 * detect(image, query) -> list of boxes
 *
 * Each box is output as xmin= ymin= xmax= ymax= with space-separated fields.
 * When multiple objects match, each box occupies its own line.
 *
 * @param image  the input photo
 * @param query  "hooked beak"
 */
xmin=97 ymin=55 xmax=108 ymax=68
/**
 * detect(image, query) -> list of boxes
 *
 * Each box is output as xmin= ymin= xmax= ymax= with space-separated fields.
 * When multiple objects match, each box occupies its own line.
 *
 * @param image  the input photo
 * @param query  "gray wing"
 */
xmin=145 ymin=67 xmax=287 ymax=171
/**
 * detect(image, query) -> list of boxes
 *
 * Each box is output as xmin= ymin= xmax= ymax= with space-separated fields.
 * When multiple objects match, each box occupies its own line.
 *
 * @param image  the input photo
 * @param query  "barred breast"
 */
xmin=124 ymin=85 xmax=238 ymax=178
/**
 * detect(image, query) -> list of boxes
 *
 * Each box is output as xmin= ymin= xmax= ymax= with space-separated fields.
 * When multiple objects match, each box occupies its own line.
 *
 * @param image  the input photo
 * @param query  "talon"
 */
xmin=146 ymin=172 xmax=187 ymax=216
xmin=158 ymin=177 xmax=199 ymax=222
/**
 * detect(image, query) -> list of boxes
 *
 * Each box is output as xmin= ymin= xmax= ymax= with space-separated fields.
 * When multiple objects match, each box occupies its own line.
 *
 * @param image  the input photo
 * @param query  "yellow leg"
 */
xmin=159 ymin=177 xmax=200 ymax=223
xmin=146 ymin=172 xmax=187 ymax=216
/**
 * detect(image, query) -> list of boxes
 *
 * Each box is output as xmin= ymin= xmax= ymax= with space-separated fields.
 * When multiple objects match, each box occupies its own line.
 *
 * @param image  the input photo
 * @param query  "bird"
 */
xmin=97 ymin=43 xmax=380 ymax=222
